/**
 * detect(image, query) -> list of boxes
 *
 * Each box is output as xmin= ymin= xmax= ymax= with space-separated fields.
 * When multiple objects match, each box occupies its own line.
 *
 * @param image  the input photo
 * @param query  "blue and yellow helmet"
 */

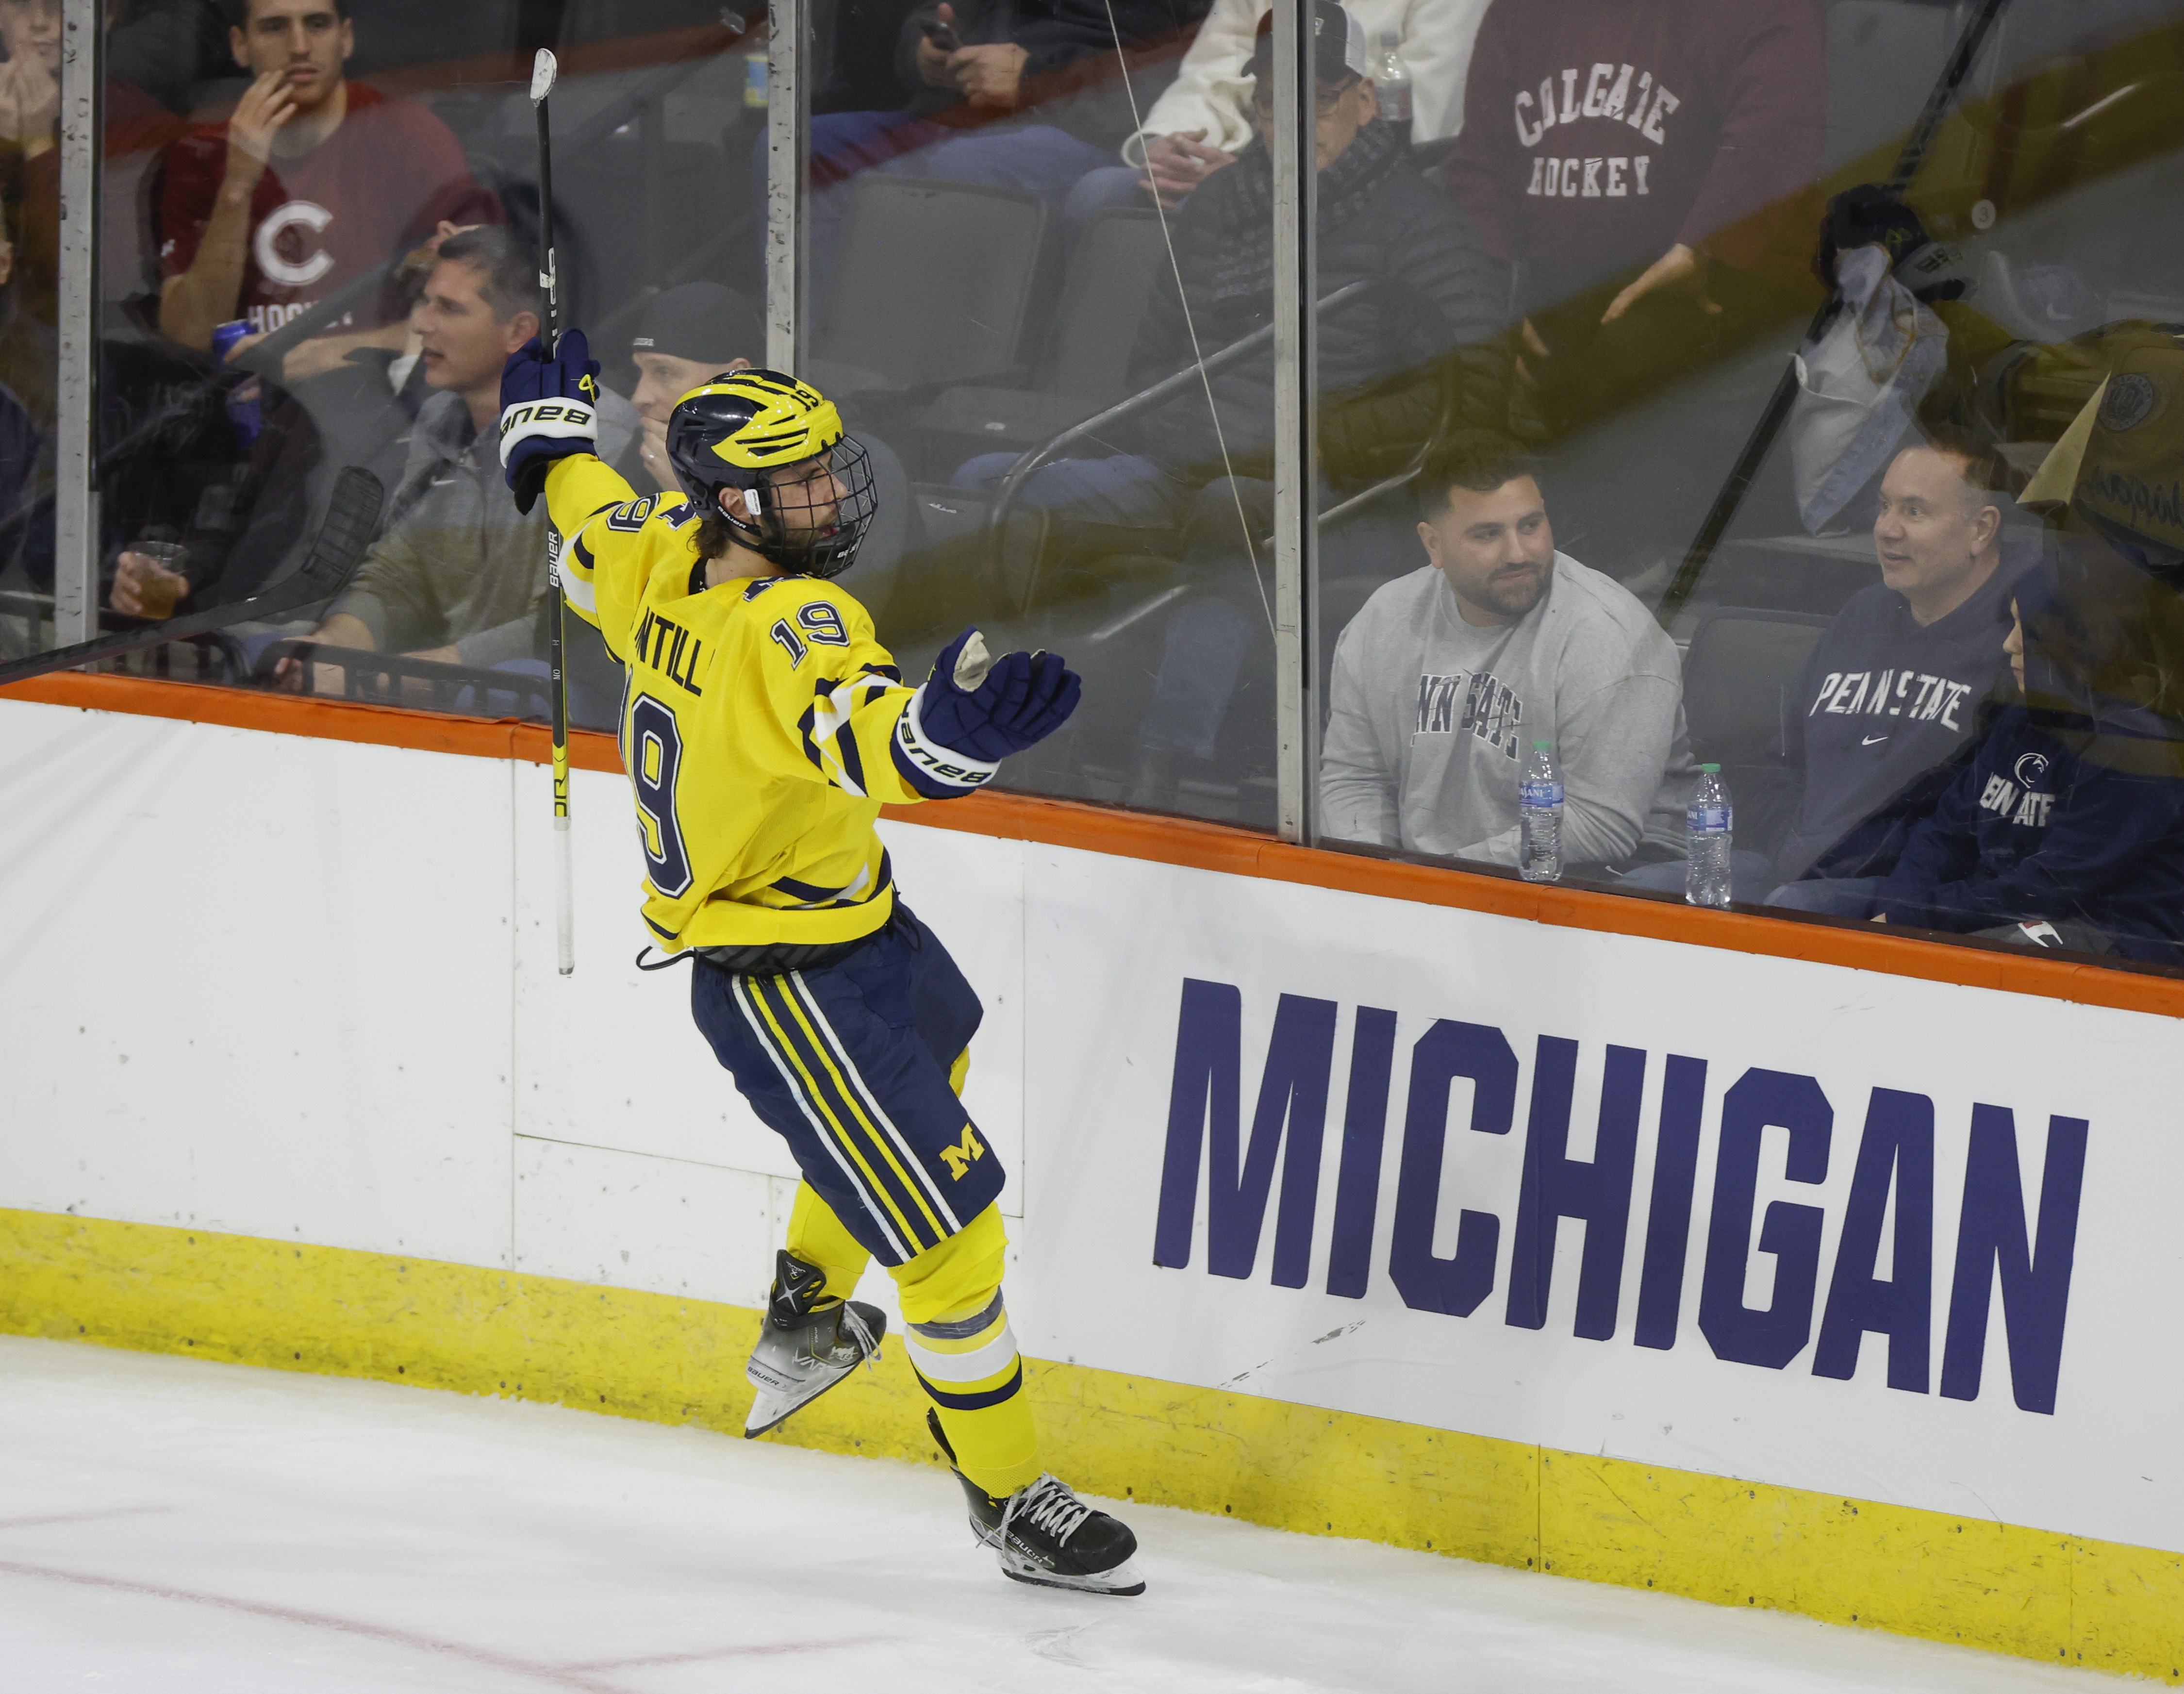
xmin=665 ymin=368 xmax=878 ymax=579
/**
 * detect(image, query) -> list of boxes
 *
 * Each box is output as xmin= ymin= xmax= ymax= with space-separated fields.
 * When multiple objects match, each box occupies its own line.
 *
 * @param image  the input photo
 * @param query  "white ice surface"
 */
xmin=0 ymin=1336 xmax=2123 ymax=1694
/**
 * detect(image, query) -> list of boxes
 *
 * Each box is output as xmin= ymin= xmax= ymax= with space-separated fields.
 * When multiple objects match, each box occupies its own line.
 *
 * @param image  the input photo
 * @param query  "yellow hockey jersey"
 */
xmin=543 ymin=454 xmax=991 ymax=953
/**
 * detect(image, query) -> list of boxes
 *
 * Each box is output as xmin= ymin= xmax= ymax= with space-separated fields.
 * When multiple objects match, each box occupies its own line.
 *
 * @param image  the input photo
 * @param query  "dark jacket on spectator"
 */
xmin=1757 ymin=537 xmax=2032 ymax=881
xmin=894 ymin=0 xmax=1209 ymax=151
xmin=1874 ymin=701 xmax=2184 ymax=962
xmin=1132 ymin=119 xmax=1509 ymax=488
xmin=1443 ymin=0 xmax=1823 ymax=313
xmin=14 ymin=337 xmax=317 ymax=616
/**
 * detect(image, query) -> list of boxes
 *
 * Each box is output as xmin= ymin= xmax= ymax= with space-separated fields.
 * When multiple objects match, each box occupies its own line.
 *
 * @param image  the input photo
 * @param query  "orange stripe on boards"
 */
xmin=0 ymin=672 xmax=624 ymax=774
xmin=9 ymin=670 xmax=2182 ymax=1020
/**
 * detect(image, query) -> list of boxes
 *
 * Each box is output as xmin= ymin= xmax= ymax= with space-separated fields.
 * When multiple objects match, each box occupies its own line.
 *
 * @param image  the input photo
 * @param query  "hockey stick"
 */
xmin=532 ymin=47 xmax=576 ymax=978
xmin=0 ymin=466 xmax=384 ymax=691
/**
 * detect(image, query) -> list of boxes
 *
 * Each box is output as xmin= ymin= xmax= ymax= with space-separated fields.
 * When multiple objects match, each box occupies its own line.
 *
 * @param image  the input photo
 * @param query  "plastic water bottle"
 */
xmin=1519 ymin=740 xmax=1563 ymax=883
xmin=1686 ymin=764 xmax=1734 ymax=908
xmin=1373 ymin=31 xmax=1412 ymax=147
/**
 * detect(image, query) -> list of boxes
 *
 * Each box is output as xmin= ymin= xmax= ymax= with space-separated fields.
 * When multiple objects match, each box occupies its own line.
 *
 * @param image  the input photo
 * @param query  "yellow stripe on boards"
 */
xmin=743 ymin=982 xmax=927 ymax=1253
xmin=3 ymin=1207 xmax=2180 ymax=1684
xmin=771 ymin=980 xmax=949 ymax=1244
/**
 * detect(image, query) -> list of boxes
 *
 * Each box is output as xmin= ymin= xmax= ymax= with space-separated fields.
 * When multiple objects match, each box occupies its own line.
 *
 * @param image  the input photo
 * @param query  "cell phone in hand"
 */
xmin=921 ymin=15 xmax=960 ymax=50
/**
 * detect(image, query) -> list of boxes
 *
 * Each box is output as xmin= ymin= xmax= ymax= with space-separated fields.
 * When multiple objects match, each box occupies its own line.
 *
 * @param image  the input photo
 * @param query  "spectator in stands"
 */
xmin=1442 ymin=0 xmax=1823 ymax=554
xmin=1772 ymin=347 xmax=2184 ymax=958
xmin=1064 ymin=0 xmax=1492 ymax=223
xmin=1 ymin=1 xmax=190 ymax=339
xmin=624 ymin=282 xmax=763 ymax=496
xmin=802 ymin=0 xmax=1209 ymax=216
xmin=103 ymin=368 xmax=322 ymax=619
xmin=274 ymin=228 xmax=636 ymax=685
xmin=1767 ymin=590 xmax=2184 ymax=962
xmin=0 ymin=0 xmax=57 ymax=166
xmin=1321 ymin=430 xmax=1695 ymax=868
xmin=155 ymin=0 xmax=498 ymax=382
xmin=1739 ymin=438 xmax=2030 ymax=892
xmin=955 ymin=1 xmax=1506 ymax=526
xmin=0 ymin=217 xmax=45 ymax=550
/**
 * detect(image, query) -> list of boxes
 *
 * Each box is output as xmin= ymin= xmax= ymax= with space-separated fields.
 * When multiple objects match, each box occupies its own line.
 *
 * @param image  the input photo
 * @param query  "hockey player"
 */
xmin=496 ymin=334 xmax=1142 ymax=1597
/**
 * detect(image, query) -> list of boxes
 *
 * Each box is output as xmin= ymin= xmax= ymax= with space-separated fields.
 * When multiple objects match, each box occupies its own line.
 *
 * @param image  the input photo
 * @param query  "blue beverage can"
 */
xmin=211 ymin=318 xmax=263 ymax=446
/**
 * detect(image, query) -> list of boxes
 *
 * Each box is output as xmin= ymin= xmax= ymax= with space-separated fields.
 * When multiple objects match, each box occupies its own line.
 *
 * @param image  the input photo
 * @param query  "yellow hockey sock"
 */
xmin=892 ymin=1205 xmax=1040 ymax=1498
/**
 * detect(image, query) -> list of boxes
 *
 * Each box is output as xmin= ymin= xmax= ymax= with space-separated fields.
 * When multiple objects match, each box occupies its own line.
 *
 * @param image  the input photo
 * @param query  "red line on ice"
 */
xmin=0 ymin=1559 xmax=626 ymax=1693
xmin=0 ymin=1506 xmax=174 ymax=1531
xmin=567 ymin=1634 xmax=905 ymax=1671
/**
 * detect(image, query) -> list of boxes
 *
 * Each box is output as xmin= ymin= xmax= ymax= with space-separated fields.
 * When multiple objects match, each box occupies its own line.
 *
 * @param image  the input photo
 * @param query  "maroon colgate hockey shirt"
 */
xmin=1444 ymin=0 xmax=1823 ymax=312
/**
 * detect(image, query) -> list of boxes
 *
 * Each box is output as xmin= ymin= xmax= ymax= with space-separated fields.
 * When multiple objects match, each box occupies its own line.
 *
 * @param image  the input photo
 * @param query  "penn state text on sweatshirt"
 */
xmin=1876 ymin=702 xmax=2184 ymax=962
xmin=1755 ymin=546 xmax=2030 ymax=882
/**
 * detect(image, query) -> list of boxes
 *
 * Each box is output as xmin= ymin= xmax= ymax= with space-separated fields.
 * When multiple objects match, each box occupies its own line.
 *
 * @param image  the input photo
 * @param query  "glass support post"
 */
xmin=1269 ymin=0 xmax=1316 ymax=844
xmin=54 ymin=0 xmax=101 ymax=646
xmin=765 ymin=0 xmax=808 ymax=373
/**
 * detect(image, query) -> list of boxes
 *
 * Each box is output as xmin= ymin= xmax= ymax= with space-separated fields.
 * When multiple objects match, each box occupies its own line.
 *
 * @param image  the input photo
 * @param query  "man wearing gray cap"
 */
xmin=623 ymin=282 xmax=765 ymax=494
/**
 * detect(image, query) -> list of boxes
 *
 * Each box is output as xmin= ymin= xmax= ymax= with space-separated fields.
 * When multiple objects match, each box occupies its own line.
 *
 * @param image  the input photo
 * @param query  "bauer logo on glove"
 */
xmin=890 ymin=627 xmax=1082 ymax=799
xmin=500 ymin=328 xmax=603 ymax=513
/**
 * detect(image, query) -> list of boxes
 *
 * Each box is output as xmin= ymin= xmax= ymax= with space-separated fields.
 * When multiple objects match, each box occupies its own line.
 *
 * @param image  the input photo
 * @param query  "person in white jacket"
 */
xmin=1064 ymin=0 xmax=1491 ymax=221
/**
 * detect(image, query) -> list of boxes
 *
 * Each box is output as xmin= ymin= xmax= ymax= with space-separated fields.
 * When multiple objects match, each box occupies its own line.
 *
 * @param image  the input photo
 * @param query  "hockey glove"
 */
xmin=500 ymin=330 xmax=602 ymax=514
xmin=891 ymin=627 xmax=1082 ymax=798
xmin=1813 ymin=184 xmax=1968 ymax=305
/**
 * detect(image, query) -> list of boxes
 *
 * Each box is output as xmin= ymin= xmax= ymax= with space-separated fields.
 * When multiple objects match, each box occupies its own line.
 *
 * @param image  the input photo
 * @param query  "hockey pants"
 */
xmin=689 ymin=913 xmax=1035 ymax=1496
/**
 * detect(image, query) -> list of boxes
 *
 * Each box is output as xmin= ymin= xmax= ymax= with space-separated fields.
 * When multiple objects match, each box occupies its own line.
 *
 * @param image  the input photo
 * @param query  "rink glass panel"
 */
xmin=34 ymin=0 xmax=2184 ymax=981
xmin=796 ymin=0 xmax=1281 ymax=830
xmin=82 ymin=1 xmax=761 ymax=718
xmin=0 ymin=0 xmax=62 ymax=669
xmin=1302 ymin=0 xmax=2184 ymax=980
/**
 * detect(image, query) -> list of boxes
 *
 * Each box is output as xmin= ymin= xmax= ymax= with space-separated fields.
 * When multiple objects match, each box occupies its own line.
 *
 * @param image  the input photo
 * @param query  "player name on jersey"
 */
xmin=632 ymin=606 xmax=707 ymax=697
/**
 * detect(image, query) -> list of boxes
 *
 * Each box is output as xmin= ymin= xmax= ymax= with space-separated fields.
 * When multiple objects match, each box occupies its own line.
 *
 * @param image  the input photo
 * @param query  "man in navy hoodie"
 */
xmin=1754 ymin=438 xmax=2027 ymax=889
xmin=1771 ymin=584 xmax=2184 ymax=962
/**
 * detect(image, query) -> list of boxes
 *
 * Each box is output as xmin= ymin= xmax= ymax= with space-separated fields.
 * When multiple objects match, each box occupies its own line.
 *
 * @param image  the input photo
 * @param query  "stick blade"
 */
xmin=297 ymin=466 xmax=387 ymax=593
xmin=530 ymin=48 xmax=558 ymax=104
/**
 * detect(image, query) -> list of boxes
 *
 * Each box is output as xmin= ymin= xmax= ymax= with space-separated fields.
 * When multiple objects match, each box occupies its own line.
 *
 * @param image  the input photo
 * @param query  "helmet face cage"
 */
xmin=745 ymin=436 xmax=879 ymax=580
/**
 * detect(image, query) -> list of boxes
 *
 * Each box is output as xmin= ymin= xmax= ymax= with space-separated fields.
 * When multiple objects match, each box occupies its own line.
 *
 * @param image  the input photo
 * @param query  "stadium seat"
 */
xmin=1679 ymin=607 xmax=1834 ymax=832
xmin=911 ymin=207 xmax=1170 ymax=452
xmin=808 ymin=177 xmax=1050 ymax=400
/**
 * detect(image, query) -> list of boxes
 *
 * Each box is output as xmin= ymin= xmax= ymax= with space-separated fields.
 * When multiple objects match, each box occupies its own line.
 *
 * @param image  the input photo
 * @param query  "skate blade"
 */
xmin=999 ymin=1551 xmax=1146 ymax=1597
xmin=742 ymin=1361 xmax=860 ymax=1439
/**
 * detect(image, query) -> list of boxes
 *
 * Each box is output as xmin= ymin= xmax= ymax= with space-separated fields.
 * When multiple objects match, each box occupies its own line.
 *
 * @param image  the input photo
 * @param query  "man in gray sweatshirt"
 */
xmin=1320 ymin=431 xmax=1693 ymax=867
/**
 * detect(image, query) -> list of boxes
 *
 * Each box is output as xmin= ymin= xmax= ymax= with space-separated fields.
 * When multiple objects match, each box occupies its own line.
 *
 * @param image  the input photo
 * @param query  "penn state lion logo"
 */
xmin=2097 ymin=372 xmax=2163 ymax=435
xmin=2014 ymin=751 xmax=2051 ymax=788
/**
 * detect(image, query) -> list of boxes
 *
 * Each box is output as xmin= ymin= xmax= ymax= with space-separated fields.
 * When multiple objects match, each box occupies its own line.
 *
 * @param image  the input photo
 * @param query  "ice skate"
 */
xmin=927 ymin=1409 xmax=1144 ymax=1595
xmin=743 ymin=1250 xmax=885 ymax=1438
